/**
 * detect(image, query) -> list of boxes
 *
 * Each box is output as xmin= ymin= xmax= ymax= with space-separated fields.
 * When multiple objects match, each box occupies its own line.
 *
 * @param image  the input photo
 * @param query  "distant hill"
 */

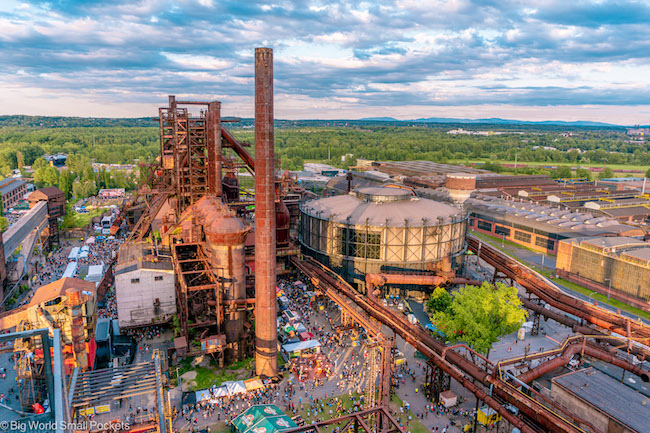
xmin=359 ymin=117 xmax=400 ymax=122
xmin=0 ymin=114 xmax=623 ymax=130
xmin=409 ymin=117 xmax=620 ymax=127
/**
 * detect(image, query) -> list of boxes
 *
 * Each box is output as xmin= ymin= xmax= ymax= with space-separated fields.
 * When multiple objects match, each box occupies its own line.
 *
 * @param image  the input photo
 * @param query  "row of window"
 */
xmin=131 ymin=276 xmax=164 ymax=284
xmin=473 ymin=218 xmax=555 ymax=250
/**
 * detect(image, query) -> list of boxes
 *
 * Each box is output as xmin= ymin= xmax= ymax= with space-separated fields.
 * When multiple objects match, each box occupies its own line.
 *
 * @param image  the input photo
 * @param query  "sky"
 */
xmin=1 ymin=0 xmax=650 ymax=124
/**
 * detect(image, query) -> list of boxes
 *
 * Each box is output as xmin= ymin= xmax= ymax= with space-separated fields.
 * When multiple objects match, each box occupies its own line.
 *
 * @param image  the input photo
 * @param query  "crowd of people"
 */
xmin=178 ymin=383 xmax=283 ymax=430
xmin=97 ymin=286 xmax=117 ymax=319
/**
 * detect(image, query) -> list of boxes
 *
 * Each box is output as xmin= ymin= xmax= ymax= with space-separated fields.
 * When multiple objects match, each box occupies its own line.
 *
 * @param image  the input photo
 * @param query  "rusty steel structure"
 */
xmin=467 ymin=235 xmax=650 ymax=351
xmin=123 ymin=47 xmax=301 ymax=368
xmin=254 ymin=47 xmax=278 ymax=377
xmin=293 ymin=255 xmax=650 ymax=433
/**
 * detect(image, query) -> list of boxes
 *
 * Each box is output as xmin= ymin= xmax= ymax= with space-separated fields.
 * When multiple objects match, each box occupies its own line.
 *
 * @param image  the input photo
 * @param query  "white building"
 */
xmin=114 ymin=242 xmax=176 ymax=328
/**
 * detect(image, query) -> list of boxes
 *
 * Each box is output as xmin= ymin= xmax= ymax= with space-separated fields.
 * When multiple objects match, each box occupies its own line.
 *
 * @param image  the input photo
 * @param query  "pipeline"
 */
xmin=365 ymin=273 xmax=483 ymax=291
xmin=467 ymin=235 xmax=650 ymax=343
xmin=294 ymin=257 xmax=583 ymax=433
xmin=520 ymin=298 xmax=594 ymax=335
xmin=515 ymin=337 xmax=650 ymax=384
xmin=222 ymin=127 xmax=255 ymax=173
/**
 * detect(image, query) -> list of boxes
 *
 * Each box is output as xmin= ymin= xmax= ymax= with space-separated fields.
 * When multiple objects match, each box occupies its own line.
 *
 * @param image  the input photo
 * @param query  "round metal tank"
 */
xmin=205 ymin=214 xmax=250 ymax=358
xmin=299 ymin=187 xmax=468 ymax=286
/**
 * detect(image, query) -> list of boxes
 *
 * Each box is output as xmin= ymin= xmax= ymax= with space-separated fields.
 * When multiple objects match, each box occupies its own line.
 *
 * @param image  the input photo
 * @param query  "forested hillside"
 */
xmin=0 ymin=116 xmax=647 ymax=178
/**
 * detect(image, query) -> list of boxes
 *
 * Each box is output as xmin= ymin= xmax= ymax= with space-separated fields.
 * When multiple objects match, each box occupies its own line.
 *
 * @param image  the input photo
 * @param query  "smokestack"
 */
xmin=207 ymin=101 xmax=222 ymax=197
xmin=254 ymin=47 xmax=278 ymax=377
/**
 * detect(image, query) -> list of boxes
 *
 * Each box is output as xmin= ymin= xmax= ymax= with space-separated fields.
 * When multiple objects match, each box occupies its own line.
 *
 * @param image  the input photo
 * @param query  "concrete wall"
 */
xmin=556 ymin=241 xmax=650 ymax=305
xmin=551 ymin=384 xmax=634 ymax=433
xmin=115 ymin=268 xmax=176 ymax=327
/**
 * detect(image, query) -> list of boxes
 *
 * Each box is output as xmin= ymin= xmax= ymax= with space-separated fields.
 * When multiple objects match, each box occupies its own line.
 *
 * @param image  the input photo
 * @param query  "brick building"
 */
xmin=0 ymin=177 xmax=27 ymax=210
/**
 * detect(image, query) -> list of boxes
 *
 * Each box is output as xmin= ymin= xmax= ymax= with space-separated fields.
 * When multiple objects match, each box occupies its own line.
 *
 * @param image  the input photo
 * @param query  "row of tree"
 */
xmin=1 ymin=124 xmax=649 ymax=178
xmin=32 ymin=155 xmax=137 ymax=200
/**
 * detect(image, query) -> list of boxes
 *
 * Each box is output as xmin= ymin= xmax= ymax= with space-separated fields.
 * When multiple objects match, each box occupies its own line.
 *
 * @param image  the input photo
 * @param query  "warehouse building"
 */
xmin=465 ymin=196 xmax=645 ymax=255
xmin=556 ymin=236 xmax=650 ymax=312
xmin=551 ymin=368 xmax=649 ymax=433
xmin=299 ymin=186 xmax=467 ymax=289
xmin=115 ymin=242 xmax=176 ymax=328
xmin=0 ymin=177 xmax=27 ymax=210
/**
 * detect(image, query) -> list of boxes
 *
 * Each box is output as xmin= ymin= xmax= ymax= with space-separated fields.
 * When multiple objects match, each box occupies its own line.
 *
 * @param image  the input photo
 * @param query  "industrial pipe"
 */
xmin=207 ymin=101 xmax=222 ymax=197
xmin=516 ymin=337 xmax=650 ymax=383
xmin=254 ymin=47 xmax=278 ymax=377
xmin=467 ymin=236 xmax=650 ymax=343
xmin=297 ymin=257 xmax=581 ymax=433
xmin=520 ymin=298 xmax=594 ymax=335
xmin=365 ymin=273 xmax=483 ymax=291
xmin=222 ymin=127 xmax=255 ymax=172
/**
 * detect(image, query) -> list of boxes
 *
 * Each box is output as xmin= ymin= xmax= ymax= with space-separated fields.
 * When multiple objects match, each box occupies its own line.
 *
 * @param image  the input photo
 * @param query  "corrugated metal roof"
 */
xmin=301 ymin=192 xmax=465 ymax=227
xmin=552 ymin=368 xmax=649 ymax=433
xmin=0 ymin=178 xmax=25 ymax=195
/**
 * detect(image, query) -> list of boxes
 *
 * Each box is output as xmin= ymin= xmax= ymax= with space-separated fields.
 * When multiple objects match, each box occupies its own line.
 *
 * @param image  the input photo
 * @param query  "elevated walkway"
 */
xmin=3 ymin=201 xmax=48 ymax=258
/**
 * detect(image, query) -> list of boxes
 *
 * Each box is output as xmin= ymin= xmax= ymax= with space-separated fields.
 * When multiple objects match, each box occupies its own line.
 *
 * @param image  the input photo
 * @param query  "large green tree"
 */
xmin=431 ymin=282 xmax=527 ymax=358
xmin=426 ymin=287 xmax=453 ymax=314
xmin=599 ymin=167 xmax=614 ymax=179
xmin=575 ymin=167 xmax=592 ymax=181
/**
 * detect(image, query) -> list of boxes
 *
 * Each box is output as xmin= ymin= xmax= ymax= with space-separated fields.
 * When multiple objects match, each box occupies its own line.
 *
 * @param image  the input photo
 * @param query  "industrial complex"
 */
xmin=0 ymin=48 xmax=650 ymax=433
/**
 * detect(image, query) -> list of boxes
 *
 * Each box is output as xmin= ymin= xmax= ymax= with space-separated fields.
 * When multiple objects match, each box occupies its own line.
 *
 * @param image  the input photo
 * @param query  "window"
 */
xmin=469 ymin=218 xmax=475 ymax=227
xmin=535 ymin=237 xmax=555 ymax=250
xmin=514 ymin=230 xmax=531 ymax=243
xmin=154 ymin=276 xmax=164 ymax=281
xmin=339 ymin=228 xmax=381 ymax=259
xmin=131 ymin=278 xmax=140 ymax=284
xmin=495 ymin=226 xmax=511 ymax=237
xmin=477 ymin=220 xmax=492 ymax=232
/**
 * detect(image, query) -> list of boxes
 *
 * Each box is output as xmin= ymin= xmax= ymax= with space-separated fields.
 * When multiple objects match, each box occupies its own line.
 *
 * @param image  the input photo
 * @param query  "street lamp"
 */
xmin=588 ymin=291 xmax=597 ymax=304
xmin=604 ymin=278 xmax=612 ymax=299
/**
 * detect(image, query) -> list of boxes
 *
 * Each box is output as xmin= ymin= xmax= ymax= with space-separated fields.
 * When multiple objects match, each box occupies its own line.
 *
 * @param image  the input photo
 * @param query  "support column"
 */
xmin=254 ymin=47 xmax=278 ymax=377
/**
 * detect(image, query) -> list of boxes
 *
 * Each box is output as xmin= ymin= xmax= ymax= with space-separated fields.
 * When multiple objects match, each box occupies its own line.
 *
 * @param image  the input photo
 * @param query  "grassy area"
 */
xmin=554 ymin=277 xmax=650 ymax=322
xmin=471 ymin=231 xmax=650 ymax=321
xmin=61 ymin=207 xmax=104 ymax=229
xmin=450 ymin=158 xmax=650 ymax=174
xmin=177 ymin=357 xmax=255 ymax=392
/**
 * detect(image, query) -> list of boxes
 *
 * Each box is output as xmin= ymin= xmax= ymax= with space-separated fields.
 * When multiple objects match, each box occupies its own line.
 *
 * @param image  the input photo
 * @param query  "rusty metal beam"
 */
xmin=467 ymin=235 xmax=650 ymax=345
xmin=294 ymin=256 xmax=582 ymax=433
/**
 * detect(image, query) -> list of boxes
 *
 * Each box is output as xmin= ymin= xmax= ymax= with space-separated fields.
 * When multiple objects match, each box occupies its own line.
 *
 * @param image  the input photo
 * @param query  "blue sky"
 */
xmin=1 ymin=0 xmax=650 ymax=124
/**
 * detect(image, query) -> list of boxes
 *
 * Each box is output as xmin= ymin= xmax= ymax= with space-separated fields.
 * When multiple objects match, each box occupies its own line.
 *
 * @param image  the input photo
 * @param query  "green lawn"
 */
xmin=177 ymin=357 xmax=254 ymax=392
xmin=554 ymin=277 xmax=650 ymax=322
xmin=450 ymin=158 xmax=649 ymax=174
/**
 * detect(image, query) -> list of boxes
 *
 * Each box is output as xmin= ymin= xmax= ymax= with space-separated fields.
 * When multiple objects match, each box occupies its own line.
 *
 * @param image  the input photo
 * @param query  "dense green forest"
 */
xmin=1 ymin=115 xmax=648 ymax=183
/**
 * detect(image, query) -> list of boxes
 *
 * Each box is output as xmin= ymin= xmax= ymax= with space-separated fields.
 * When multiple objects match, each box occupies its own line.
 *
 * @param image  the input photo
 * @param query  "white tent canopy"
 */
xmin=68 ymin=247 xmax=80 ymax=260
xmin=223 ymin=381 xmax=247 ymax=395
xmin=62 ymin=262 xmax=78 ymax=279
xmin=282 ymin=340 xmax=321 ymax=353
xmin=85 ymin=264 xmax=104 ymax=282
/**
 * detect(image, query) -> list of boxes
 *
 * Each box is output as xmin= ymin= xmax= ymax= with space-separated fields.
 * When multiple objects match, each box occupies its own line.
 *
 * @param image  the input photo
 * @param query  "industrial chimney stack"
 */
xmin=254 ymin=47 xmax=278 ymax=377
